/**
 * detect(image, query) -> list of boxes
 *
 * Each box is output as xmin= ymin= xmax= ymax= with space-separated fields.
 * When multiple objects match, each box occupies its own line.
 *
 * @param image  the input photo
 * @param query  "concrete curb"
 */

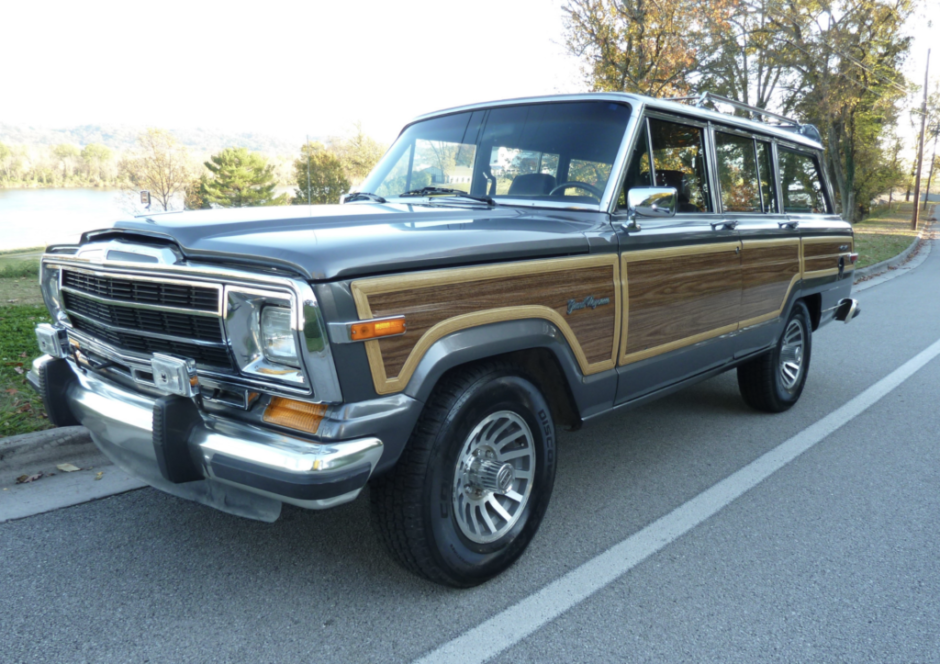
xmin=0 ymin=426 xmax=94 ymax=464
xmin=854 ymin=206 xmax=936 ymax=282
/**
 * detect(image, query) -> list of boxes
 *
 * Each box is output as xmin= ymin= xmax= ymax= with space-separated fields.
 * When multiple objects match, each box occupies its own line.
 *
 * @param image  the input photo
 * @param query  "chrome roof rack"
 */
xmin=668 ymin=91 xmax=822 ymax=143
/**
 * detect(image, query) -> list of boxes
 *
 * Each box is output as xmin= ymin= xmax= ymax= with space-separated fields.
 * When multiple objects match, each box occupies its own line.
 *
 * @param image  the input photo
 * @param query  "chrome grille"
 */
xmin=62 ymin=269 xmax=219 ymax=312
xmin=63 ymin=291 xmax=223 ymax=342
xmin=71 ymin=318 xmax=233 ymax=369
xmin=60 ymin=269 xmax=232 ymax=371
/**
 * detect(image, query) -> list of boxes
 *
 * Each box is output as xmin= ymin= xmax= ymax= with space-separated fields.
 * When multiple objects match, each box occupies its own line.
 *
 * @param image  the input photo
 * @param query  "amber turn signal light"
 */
xmin=263 ymin=397 xmax=328 ymax=434
xmin=349 ymin=316 xmax=406 ymax=341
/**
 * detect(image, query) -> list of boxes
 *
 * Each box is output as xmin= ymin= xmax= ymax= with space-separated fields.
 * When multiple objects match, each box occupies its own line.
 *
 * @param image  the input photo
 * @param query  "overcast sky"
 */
xmin=2 ymin=0 xmax=936 ymax=147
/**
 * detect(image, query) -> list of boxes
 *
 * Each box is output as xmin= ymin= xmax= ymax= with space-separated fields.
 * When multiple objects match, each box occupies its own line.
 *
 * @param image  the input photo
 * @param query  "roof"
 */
xmin=409 ymin=92 xmax=824 ymax=150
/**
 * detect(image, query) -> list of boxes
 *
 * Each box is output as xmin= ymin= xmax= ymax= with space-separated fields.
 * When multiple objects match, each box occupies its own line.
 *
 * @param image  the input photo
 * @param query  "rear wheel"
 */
xmin=738 ymin=301 xmax=812 ymax=413
xmin=370 ymin=361 xmax=556 ymax=587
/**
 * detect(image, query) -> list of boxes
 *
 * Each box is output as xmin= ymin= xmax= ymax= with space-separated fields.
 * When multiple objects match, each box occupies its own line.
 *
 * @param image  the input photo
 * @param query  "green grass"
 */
xmin=0 ymin=275 xmax=44 ymax=307
xmin=853 ymin=201 xmax=927 ymax=269
xmin=0 ymin=246 xmax=43 ymax=256
xmin=0 ymin=305 xmax=51 ymax=437
xmin=0 ymin=261 xmax=40 ymax=279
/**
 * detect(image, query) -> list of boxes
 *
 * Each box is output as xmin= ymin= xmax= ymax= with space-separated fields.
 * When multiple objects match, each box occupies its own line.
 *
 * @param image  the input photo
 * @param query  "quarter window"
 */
xmin=715 ymin=131 xmax=761 ymax=213
xmin=779 ymin=148 xmax=829 ymax=213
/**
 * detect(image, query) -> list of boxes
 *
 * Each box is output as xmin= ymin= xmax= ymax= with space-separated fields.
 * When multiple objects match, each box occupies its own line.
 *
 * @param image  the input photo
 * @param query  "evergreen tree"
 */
xmin=292 ymin=142 xmax=350 ymax=205
xmin=201 ymin=147 xmax=288 ymax=207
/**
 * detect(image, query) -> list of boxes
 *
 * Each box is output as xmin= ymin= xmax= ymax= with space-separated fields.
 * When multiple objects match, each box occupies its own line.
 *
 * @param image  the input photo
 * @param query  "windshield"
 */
xmin=359 ymin=101 xmax=631 ymax=207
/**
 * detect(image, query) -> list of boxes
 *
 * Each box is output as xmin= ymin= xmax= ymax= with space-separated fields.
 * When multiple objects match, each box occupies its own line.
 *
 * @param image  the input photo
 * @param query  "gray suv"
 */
xmin=29 ymin=92 xmax=859 ymax=586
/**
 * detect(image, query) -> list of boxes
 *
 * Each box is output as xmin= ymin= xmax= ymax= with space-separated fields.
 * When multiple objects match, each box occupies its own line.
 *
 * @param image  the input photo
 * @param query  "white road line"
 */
xmin=415 ymin=336 xmax=940 ymax=664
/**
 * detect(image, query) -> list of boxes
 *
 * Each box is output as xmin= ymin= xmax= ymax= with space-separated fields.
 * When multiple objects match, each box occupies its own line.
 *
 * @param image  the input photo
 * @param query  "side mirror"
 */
xmin=627 ymin=187 xmax=677 ymax=218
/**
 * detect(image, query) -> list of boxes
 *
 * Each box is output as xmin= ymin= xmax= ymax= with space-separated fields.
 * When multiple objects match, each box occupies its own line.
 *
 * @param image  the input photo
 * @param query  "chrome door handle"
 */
xmin=778 ymin=220 xmax=799 ymax=230
xmin=710 ymin=220 xmax=738 ymax=231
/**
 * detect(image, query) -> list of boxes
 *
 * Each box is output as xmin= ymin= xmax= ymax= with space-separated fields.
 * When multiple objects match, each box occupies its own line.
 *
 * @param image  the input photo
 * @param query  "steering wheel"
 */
xmin=548 ymin=181 xmax=603 ymax=200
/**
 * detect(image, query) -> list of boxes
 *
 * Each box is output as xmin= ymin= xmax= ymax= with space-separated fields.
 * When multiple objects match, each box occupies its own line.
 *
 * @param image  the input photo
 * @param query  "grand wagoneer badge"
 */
xmin=567 ymin=295 xmax=611 ymax=315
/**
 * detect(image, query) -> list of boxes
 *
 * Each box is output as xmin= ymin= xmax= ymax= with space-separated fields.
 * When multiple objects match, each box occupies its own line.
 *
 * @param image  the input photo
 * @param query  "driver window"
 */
xmin=648 ymin=118 xmax=711 ymax=213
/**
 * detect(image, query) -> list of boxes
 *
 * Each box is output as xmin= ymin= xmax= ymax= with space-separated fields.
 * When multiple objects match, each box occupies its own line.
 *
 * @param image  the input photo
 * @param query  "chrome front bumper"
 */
xmin=27 ymin=355 xmax=383 ymax=522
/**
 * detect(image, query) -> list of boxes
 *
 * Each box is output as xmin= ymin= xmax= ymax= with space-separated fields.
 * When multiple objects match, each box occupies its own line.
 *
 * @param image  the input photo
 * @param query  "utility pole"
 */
xmin=911 ymin=49 xmax=930 ymax=230
xmin=306 ymin=135 xmax=312 ymax=206
xmin=924 ymin=123 xmax=939 ymax=212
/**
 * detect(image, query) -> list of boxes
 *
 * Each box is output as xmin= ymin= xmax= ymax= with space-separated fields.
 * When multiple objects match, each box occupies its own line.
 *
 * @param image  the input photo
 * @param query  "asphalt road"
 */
xmin=3 ymin=239 xmax=940 ymax=664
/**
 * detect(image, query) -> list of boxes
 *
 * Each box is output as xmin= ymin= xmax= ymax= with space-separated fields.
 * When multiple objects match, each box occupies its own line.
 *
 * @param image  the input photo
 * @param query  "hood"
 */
xmin=93 ymin=203 xmax=608 ymax=281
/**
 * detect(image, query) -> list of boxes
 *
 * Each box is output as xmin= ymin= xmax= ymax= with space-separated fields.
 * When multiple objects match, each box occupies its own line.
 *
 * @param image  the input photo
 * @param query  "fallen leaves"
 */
xmin=56 ymin=463 xmax=81 ymax=473
xmin=94 ymin=471 xmax=104 ymax=481
xmin=15 ymin=472 xmax=43 ymax=484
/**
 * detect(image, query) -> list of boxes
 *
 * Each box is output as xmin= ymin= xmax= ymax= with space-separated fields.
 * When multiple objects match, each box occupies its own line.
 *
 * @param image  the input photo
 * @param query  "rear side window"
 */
xmin=714 ymin=131 xmax=761 ymax=212
xmin=648 ymin=118 xmax=711 ymax=213
xmin=779 ymin=148 xmax=829 ymax=214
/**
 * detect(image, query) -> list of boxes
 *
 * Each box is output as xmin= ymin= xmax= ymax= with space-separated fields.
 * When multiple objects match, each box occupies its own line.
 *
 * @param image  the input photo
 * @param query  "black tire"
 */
xmin=370 ymin=361 xmax=556 ymax=587
xmin=738 ymin=301 xmax=813 ymax=413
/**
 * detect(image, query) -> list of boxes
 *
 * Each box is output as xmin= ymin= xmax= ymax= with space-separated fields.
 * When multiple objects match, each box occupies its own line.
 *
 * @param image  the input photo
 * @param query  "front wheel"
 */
xmin=737 ymin=301 xmax=812 ymax=413
xmin=370 ymin=361 xmax=556 ymax=587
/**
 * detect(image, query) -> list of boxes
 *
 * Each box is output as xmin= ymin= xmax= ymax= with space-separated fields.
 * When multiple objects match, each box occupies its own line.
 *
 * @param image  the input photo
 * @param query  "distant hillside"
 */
xmin=0 ymin=122 xmax=321 ymax=156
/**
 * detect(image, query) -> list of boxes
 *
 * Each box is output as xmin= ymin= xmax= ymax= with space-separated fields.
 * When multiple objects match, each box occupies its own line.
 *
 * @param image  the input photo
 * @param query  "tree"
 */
xmin=52 ymin=143 xmax=80 ymax=181
xmin=184 ymin=175 xmax=209 ymax=210
xmin=292 ymin=142 xmax=350 ymax=205
xmin=772 ymin=0 xmax=914 ymax=220
xmin=329 ymin=122 xmax=386 ymax=186
xmin=80 ymin=143 xmax=113 ymax=183
xmin=563 ymin=0 xmax=706 ymax=96
xmin=200 ymin=147 xmax=288 ymax=208
xmin=695 ymin=0 xmax=794 ymax=111
xmin=120 ymin=129 xmax=195 ymax=211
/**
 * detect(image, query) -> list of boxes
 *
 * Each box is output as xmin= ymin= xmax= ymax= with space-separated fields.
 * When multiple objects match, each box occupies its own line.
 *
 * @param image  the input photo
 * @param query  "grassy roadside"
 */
xmin=0 ymin=305 xmax=50 ymax=436
xmin=853 ymin=201 xmax=930 ymax=269
xmin=0 ymin=259 xmax=50 ymax=436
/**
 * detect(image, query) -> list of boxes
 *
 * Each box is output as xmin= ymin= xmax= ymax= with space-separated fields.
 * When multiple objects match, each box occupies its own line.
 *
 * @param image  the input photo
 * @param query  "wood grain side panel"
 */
xmin=351 ymin=255 xmax=621 ymax=395
xmin=370 ymin=266 xmax=616 ymax=377
xmin=802 ymin=236 xmax=853 ymax=277
xmin=622 ymin=246 xmax=741 ymax=359
xmin=739 ymin=240 xmax=801 ymax=323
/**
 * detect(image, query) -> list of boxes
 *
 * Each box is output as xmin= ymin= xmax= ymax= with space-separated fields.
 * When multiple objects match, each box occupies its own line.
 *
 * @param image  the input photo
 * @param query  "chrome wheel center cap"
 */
xmin=467 ymin=458 xmax=515 ymax=494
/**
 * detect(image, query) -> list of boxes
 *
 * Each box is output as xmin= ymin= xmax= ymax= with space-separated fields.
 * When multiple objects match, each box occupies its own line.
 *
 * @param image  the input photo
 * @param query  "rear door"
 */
xmin=712 ymin=129 xmax=802 ymax=357
xmin=613 ymin=113 xmax=742 ymax=404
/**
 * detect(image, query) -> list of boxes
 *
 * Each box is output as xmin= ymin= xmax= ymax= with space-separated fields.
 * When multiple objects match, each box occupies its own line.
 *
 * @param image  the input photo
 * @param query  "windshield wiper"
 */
xmin=343 ymin=191 xmax=386 ymax=203
xmin=399 ymin=186 xmax=495 ymax=205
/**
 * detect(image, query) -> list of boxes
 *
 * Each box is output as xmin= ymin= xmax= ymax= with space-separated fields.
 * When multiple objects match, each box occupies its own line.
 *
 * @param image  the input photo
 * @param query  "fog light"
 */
xmin=35 ymin=324 xmax=68 ymax=359
xmin=151 ymin=353 xmax=199 ymax=398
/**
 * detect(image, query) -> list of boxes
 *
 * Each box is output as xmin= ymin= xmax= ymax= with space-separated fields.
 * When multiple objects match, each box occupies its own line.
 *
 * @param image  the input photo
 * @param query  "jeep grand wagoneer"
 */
xmin=30 ymin=92 xmax=859 ymax=586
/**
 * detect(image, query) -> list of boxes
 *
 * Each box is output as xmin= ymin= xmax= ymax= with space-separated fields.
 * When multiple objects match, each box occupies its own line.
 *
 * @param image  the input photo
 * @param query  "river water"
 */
xmin=0 ymin=188 xmax=146 ymax=251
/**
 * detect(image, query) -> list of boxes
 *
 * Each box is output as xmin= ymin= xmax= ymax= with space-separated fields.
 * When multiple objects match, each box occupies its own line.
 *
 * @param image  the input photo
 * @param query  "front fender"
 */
xmin=403 ymin=318 xmax=618 ymax=419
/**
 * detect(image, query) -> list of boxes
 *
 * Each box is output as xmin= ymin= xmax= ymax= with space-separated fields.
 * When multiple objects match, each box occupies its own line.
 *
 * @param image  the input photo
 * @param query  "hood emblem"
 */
xmin=567 ymin=295 xmax=611 ymax=315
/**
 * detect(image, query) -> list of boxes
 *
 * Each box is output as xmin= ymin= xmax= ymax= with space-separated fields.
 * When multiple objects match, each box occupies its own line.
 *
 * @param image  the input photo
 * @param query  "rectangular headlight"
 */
xmin=261 ymin=306 xmax=299 ymax=367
